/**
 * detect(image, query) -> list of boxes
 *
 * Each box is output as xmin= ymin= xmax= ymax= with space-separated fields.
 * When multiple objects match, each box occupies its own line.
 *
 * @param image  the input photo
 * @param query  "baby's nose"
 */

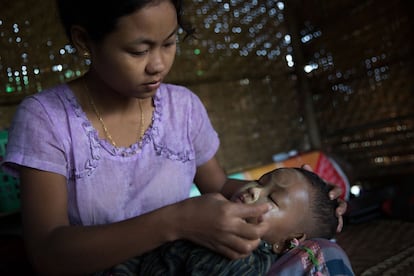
xmin=247 ymin=187 xmax=262 ymax=203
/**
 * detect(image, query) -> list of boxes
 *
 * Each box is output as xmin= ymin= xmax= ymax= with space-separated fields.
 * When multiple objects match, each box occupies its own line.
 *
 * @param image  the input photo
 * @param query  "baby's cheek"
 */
xmin=261 ymin=205 xmax=281 ymax=223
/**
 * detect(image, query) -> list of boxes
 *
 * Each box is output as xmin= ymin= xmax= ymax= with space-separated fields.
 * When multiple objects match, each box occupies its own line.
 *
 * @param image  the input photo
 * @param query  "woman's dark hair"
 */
xmin=56 ymin=0 xmax=195 ymax=43
xmin=294 ymin=168 xmax=339 ymax=239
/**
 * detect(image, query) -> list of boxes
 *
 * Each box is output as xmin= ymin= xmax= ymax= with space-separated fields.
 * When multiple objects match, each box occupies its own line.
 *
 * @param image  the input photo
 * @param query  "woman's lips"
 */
xmin=142 ymin=81 xmax=161 ymax=91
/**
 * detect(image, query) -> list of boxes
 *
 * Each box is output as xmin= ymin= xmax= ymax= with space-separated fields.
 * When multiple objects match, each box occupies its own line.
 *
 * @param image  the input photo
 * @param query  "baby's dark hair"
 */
xmin=56 ymin=0 xmax=195 ymax=43
xmin=294 ymin=168 xmax=339 ymax=239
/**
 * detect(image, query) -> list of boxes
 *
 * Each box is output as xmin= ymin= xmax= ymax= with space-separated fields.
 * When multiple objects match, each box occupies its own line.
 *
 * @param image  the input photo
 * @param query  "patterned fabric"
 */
xmin=96 ymin=239 xmax=354 ymax=276
xmin=267 ymin=238 xmax=355 ymax=276
xmin=98 ymin=240 xmax=278 ymax=276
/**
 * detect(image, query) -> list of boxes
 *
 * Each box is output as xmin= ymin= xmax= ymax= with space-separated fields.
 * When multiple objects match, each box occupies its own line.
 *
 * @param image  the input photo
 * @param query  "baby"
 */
xmin=231 ymin=167 xmax=338 ymax=253
xmin=101 ymin=167 xmax=338 ymax=275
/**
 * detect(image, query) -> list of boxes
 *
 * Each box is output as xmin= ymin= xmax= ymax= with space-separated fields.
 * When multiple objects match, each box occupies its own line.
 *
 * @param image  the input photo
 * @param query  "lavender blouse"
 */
xmin=2 ymin=83 xmax=219 ymax=226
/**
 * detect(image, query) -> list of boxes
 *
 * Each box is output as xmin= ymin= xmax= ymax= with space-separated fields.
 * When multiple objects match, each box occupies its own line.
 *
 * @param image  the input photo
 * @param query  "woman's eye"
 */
xmin=131 ymin=50 xmax=149 ymax=56
xmin=164 ymin=41 xmax=176 ymax=48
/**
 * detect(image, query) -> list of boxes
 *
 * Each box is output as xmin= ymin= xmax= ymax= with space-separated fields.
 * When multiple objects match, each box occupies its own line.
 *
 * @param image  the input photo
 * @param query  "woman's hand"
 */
xmin=329 ymin=186 xmax=347 ymax=232
xmin=302 ymin=164 xmax=347 ymax=232
xmin=175 ymin=193 xmax=272 ymax=259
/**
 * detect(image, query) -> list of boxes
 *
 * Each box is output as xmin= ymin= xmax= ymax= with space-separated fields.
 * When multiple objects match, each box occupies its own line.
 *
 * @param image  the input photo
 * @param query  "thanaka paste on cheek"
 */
xmin=262 ymin=204 xmax=279 ymax=219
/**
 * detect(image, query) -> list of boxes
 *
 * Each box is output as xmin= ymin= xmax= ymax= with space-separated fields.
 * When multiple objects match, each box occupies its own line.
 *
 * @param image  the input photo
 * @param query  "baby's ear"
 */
xmin=286 ymin=233 xmax=307 ymax=250
xmin=272 ymin=233 xmax=307 ymax=254
xmin=294 ymin=233 xmax=307 ymax=242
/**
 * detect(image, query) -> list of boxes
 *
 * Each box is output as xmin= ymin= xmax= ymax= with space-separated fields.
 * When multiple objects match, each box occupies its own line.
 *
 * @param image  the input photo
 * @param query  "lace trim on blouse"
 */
xmin=63 ymin=84 xmax=192 ymax=178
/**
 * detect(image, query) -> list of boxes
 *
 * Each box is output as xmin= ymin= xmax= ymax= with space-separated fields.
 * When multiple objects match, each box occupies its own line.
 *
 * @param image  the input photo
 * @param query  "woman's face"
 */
xmin=231 ymin=168 xmax=312 ymax=244
xmin=88 ymin=0 xmax=178 ymax=98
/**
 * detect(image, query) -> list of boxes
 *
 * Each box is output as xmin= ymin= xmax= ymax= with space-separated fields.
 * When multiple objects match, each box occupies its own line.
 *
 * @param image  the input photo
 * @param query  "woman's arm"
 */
xmin=20 ymin=166 xmax=186 ymax=275
xmin=21 ymin=163 xmax=271 ymax=275
xmin=192 ymin=157 xmax=272 ymax=257
xmin=193 ymin=156 xmax=247 ymax=199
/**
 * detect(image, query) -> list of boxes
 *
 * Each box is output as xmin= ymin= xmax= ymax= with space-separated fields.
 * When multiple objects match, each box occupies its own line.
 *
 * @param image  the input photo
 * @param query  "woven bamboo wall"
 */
xmin=0 ymin=0 xmax=306 ymax=173
xmin=295 ymin=0 xmax=414 ymax=178
xmin=0 ymin=0 xmax=88 ymax=134
xmin=1 ymin=0 xmax=413 ymax=178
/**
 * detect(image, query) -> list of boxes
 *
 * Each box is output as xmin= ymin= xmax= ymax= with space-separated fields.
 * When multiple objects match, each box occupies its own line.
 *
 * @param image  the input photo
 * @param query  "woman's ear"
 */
xmin=70 ymin=25 xmax=90 ymax=57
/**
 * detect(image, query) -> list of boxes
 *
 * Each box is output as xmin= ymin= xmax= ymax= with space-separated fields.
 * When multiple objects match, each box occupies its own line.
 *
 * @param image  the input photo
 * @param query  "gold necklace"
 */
xmin=84 ymin=81 xmax=145 ymax=148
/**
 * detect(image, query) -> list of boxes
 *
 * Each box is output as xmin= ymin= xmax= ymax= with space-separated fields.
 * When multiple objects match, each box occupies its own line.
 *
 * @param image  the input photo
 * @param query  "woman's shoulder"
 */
xmin=24 ymin=83 xmax=71 ymax=103
xmin=15 ymin=83 xmax=76 ymax=125
xmin=19 ymin=83 xmax=76 ymax=114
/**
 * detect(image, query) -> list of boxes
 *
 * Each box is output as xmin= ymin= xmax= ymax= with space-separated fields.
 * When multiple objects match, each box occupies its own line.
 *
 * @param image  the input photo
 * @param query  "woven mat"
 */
xmin=336 ymin=219 xmax=414 ymax=275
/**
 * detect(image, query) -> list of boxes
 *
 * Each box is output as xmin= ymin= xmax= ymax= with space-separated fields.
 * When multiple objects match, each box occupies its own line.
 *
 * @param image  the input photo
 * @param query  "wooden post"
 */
xmin=284 ymin=0 xmax=322 ymax=149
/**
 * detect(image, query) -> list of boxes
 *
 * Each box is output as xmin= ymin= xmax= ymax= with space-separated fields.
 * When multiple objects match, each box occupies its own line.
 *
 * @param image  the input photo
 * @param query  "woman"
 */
xmin=1 ymin=0 xmax=346 ymax=275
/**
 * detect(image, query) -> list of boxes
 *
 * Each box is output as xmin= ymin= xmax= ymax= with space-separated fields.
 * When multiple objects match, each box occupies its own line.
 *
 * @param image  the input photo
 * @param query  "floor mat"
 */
xmin=336 ymin=219 xmax=414 ymax=275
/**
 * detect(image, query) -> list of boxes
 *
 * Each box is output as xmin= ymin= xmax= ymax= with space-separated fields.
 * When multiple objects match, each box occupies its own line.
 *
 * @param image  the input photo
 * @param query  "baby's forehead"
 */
xmin=265 ymin=168 xmax=301 ymax=181
xmin=265 ymin=168 xmax=311 ymax=191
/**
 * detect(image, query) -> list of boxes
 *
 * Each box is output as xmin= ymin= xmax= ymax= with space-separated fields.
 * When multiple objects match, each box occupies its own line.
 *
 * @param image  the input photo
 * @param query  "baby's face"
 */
xmin=231 ymin=168 xmax=312 ymax=244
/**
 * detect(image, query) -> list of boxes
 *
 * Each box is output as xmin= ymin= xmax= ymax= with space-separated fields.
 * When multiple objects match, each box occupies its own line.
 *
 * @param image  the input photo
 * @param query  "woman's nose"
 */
xmin=146 ymin=50 xmax=165 ymax=74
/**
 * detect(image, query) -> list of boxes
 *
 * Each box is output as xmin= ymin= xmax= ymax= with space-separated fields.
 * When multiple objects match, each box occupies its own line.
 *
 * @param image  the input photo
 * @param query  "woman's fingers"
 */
xmin=329 ymin=184 xmax=343 ymax=200
xmin=301 ymin=164 xmax=314 ymax=172
xmin=236 ymin=201 xmax=273 ymax=221
xmin=183 ymin=194 xmax=271 ymax=258
xmin=336 ymin=198 xmax=347 ymax=215
xmin=337 ymin=214 xmax=344 ymax=233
